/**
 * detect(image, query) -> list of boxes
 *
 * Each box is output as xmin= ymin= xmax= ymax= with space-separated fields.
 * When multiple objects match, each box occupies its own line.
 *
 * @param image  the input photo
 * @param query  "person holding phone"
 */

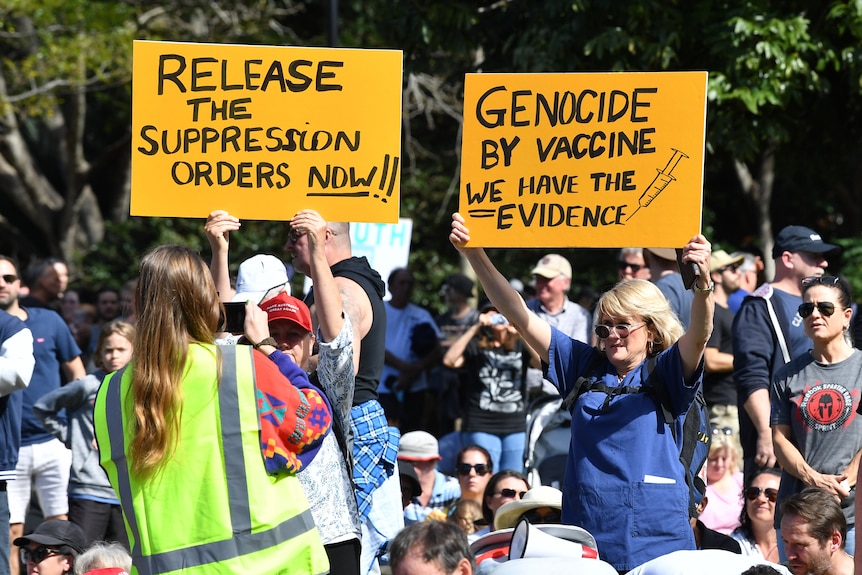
xmin=448 ymin=212 xmax=714 ymax=572
xmin=442 ymin=304 xmax=538 ymax=473
xmin=93 ymin=245 xmax=331 ymax=574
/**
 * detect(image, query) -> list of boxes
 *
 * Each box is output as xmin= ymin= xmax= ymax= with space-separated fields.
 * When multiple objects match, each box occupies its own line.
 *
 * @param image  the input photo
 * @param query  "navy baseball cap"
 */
xmin=772 ymin=225 xmax=840 ymax=258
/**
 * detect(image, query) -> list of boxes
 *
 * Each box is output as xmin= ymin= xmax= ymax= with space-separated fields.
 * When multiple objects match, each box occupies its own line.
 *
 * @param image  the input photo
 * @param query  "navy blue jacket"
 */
xmin=0 ymin=311 xmax=34 ymax=477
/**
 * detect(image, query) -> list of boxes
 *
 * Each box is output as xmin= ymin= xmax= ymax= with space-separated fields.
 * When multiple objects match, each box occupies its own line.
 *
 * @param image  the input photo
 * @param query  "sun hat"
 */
xmin=398 ymin=430 xmax=441 ymax=462
xmin=494 ymin=486 xmax=563 ymax=530
xmin=645 ymin=247 xmax=678 ymax=262
xmin=709 ymin=250 xmax=745 ymax=273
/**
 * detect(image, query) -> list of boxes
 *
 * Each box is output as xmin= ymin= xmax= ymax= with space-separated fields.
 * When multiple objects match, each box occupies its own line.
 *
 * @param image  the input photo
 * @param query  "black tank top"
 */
xmin=306 ymin=257 xmax=386 ymax=406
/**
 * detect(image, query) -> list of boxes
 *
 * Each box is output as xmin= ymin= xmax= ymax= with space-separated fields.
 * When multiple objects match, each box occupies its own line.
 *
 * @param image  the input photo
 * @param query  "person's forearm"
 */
xmin=842 ymin=447 xmax=862 ymax=488
xmin=744 ymin=388 xmax=772 ymax=436
xmin=463 ymin=248 xmax=530 ymax=327
xmin=211 ymin=253 xmax=232 ymax=302
xmin=442 ymin=325 xmax=479 ymax=368
xmin=704 ymin=348 xmax=734 ymax=373
xmin=309 ymin=235 xmax=343 ymax=343
xmin=773 ymin=425 xmax=816 ymax=484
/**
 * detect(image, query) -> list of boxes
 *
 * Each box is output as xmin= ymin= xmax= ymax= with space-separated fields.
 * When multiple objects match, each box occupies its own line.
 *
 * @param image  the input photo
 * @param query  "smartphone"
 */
xmin=220 ymin=302 xmax=246 ymax=333
xmin=675 ymin=248 xmax=700 ymax=290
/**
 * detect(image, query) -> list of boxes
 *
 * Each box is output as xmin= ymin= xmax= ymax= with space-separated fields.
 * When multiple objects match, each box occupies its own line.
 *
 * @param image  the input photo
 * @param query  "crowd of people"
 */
xmin=1 ymin=212 xmax=861 ymax=575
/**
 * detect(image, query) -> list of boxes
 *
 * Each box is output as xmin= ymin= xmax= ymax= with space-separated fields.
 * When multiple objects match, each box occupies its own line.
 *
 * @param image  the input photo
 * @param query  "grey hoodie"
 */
xmin=33 ymin=373 xmax=118 ymax=502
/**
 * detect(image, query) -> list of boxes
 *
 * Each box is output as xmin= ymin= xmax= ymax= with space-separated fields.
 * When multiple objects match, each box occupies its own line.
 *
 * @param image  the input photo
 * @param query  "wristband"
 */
xmin=253 ymin=336 xmax=278 ymax=350
xmin=692 ymin=281 xmax=715 ymax=294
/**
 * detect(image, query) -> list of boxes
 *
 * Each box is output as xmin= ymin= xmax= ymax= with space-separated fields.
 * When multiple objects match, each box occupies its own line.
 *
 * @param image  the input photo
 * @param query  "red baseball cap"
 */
xmin=260 ymin=293 xmax=312 ymax=333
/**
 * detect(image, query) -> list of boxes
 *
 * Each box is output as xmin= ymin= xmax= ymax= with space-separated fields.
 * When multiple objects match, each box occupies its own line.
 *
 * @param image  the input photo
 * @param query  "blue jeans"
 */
xmin=461 ymin=431 xmax=525 ymax=474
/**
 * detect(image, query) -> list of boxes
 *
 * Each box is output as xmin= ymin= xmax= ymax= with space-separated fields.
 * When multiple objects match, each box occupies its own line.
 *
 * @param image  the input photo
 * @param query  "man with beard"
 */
xmin=780 ymin=488 xmax=853 ymax=575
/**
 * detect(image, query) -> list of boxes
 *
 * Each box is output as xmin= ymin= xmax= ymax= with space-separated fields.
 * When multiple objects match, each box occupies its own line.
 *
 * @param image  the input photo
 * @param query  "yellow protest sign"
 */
xmin=131 ymin=40 xmax=402 ymax=222
xmin=459 ymin=72 xmax=707 ymax=248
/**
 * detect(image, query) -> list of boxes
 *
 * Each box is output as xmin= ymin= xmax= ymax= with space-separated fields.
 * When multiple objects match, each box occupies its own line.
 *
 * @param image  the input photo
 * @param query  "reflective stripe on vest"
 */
xmin=104 ymin=345 xmax=317 ymax=575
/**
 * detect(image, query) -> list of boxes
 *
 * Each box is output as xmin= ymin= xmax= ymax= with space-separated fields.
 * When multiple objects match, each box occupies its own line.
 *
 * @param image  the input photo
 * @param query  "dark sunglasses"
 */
xmin=802 ymin=275 xmax=840 ymax=287
xmin=594 ymin=322 xmax=645 ymax=339
xmin=456 ymin=463 xmax=490 ymax=477
xmin=520 ymin=507 xmax=562 ymax=525
xmin=717 ymin=264 xmax=739 ymax=274
xmin=22 ymin=546 xmax=62 ymax=564
xmin=495 ymin=488 xmax=527 ymax=499
xmin=1 ymin=274 xmax=17 ymax=283
xmin=286 ymin=227 xmax=305 ymax=244
xmin=711 ymin=426 xmax=733 ymax=436
xmin=617 ymin=262 xmax=643 ymax=272
xmin=744 ymin=487 xmax=778 ymax=502
xmin=798 ymin=301 xmax=836 ymax=318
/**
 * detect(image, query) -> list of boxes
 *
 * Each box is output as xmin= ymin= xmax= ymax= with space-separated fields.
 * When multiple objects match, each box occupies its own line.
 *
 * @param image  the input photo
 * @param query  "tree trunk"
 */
xmin=733 ymin=144 xmax=776 ymax=281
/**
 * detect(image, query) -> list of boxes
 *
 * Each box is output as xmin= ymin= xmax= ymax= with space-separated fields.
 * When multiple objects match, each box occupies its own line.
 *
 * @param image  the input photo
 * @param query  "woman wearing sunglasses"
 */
xmin=455 ymin=445 xmax=494 ymax=506
xmin=473 ymin=470 xmax=531 ymax=539
xmin=730 ymin=468 xmax=782 ymax=562
xmin=771 ymin=275 xmax=861 ymax=555
xmin=449 ymin=214 xmax=713 ymax=572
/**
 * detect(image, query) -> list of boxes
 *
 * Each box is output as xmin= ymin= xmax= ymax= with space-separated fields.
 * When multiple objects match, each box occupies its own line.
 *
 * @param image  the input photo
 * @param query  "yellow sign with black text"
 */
xmin=131 ymin=40 xmax=402 ymax=222
xmin=459 ymin=72 xmax=707 ymax=247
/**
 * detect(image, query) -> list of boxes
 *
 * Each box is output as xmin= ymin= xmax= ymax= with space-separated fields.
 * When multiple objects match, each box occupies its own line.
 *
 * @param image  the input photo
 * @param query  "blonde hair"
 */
xmin=130 ymin=246 xmax=220 ymax=478
xmin=709 ymin=431 xmax=741 ymax=472
xmin=94 ymin=320 xmax=135 ymax=372
xmin=595 ymin=279 xmax=684 ymax=355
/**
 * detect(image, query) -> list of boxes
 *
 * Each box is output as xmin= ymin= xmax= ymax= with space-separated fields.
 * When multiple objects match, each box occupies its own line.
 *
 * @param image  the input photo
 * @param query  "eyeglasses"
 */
xmin=0 ymin=274 xmax=17 ymax=283
xmin=519 ymin=507 xmax=562 ymax=525
xmin=456 ymin=463 xmax=490 ymax=477
xmin=744 ymin=487 xmax=778 ymax=503
xmin=287 ymin=227 xmax=338 ymax=245
xmin=286 ymin=227 xmax=305 ymax=244
xmin=717 ymin=265 xmax=739 ymax=274
xmin=594 ymin=322 xmax=646 ymax=339
xmin=22 ymin=546 xmax=62 ymax=564
xmin=495 ymin=488 xmax=527 ymax=499
xmin=802 ymin=276 xmax=840 ymax=287
xmin=617 ymin=262 xmax=643 ymax=272
xmin=711 ymin=426 xmax=733 ymax=436
xmin=798 ymin=302 xmax=836 ymax=318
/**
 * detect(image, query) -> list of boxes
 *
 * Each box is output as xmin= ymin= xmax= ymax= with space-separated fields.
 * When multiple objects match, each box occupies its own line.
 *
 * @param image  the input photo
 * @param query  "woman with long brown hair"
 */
xmin=94 ymin=245 xmax=331 ymax=575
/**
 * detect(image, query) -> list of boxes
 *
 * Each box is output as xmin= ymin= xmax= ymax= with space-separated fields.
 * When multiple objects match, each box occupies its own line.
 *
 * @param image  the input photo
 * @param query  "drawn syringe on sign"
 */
xmin=625 ymin=148 xmax=689 ymax=222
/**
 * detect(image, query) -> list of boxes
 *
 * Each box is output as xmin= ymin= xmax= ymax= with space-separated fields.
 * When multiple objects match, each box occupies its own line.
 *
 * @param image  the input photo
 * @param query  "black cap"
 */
xmin=398 ymin=459 xmax=422 ymax=498
xmin=13 ymin=519 xmax=87 ymax=553
xmin=772 ymin=225 xmax=840 ymax=258
xmin=442 ymin=273 xmax=475 ymax=298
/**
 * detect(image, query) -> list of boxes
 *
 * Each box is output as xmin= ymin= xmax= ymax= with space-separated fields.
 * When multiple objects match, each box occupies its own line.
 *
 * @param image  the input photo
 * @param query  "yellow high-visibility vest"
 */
xmin=94 ymin=343 xmax=329 ymax=575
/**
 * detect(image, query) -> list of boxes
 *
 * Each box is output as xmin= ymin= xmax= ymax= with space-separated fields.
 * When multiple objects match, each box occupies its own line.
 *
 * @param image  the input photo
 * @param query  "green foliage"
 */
xmin=0 ymin=0 xmax=135 ymax=116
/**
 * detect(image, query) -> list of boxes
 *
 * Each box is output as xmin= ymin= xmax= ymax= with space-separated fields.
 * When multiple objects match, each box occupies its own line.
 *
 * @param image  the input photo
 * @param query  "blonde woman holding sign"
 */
xmin=448 ymin=212 xmax=713 ymax=572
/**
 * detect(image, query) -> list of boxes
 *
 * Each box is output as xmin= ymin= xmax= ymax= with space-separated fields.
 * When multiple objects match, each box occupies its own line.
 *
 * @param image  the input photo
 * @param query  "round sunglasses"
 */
xmin=594 ymin=322 xmax=645 ymax=339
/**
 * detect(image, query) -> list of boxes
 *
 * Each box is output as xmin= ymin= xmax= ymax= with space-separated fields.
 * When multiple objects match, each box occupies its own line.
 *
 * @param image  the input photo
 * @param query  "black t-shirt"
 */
xmin=704 ymin=303 xmax=737 ymax=407
xmin=461 ymin=338 xmax=528 ymax=435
